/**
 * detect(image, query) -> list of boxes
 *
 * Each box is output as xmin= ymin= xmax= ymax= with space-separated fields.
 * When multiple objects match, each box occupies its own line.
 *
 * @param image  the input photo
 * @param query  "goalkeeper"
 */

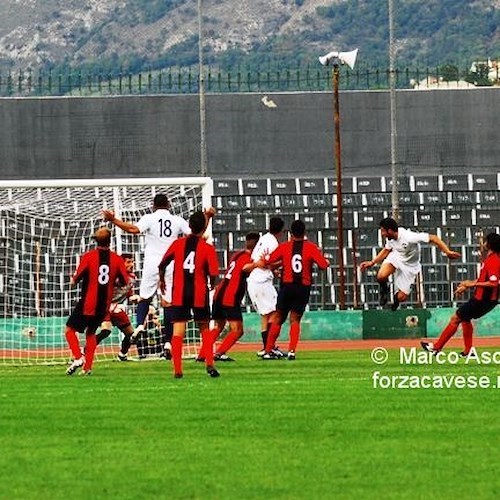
xmin=95 ymin=253 xmax=140 ymax=361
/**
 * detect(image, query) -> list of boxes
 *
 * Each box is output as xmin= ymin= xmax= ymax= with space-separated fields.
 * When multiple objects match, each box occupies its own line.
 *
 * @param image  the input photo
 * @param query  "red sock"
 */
xmin=462 ymin=321 xmax=473 ymax=354
xmin=434 ymin=321 xmax=459 ymax=351
xmin=288 ymin=323 xmax=301 ymax=352
xmin=265 ymin=323 xmax=281 ymax=353
xmin=201 ymin=329 xmax=215 ymax=366
xmin=216 ymin=331 xmax=241 ymax=355
xmin=198 ymin=328 xmax=219 ymax=359
xmin=171 ymin=335 xmax=183 ymax=376
xmin=83 ymin=333 xmax=96 ymax=371
xmin=65 ymin=328 xmax=82 ymax=359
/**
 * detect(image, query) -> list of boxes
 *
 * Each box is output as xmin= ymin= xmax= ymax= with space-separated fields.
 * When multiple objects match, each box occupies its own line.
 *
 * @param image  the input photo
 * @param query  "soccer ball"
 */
xmin=22 ymin=327 xmax=36 ymax=338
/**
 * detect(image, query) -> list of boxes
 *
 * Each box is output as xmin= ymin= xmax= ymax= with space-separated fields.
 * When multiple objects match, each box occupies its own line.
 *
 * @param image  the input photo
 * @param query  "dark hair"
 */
xmin=153 ymin=194 xmax=170 ymax=209
xmin=121 ymin=252 xmax=133 ymax=260
xmin=189 ymin=211 xmax=206 ymax=234
xmin=245 ymin=232 xmax=260 ymax=250
xmin=269 ymin=216 xmax=285 ymax=235
xmin=485 ymin=233 xmax=500 ymax=253
xmin=379 ymin=217 xmax=399 ymax=232
xmin=291 ymin=219 xmax=306 ymax=238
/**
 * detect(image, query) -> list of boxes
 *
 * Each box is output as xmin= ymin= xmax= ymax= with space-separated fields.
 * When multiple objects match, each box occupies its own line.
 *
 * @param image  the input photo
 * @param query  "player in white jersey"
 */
xmin=103 ymin=194 xmax=215 ymax=347
xmin=247 ymin=216 xmax=285 ymax=355
xmin=360 ymin=217 xmax=460 ymax=310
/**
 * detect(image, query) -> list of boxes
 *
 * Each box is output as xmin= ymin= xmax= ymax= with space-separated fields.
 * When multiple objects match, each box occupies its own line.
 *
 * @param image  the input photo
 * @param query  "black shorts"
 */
xmin=276 ymin=283 xmax=311 ymax=322
xmin=169 ymin=305 xmax=210 ymax=323
xmin=66 ymin=303 xmax=103 ymax=334
xmin=457 ymin=298 xmax=497 ymax=322
xmin=211 ymin=299 xmax=243 ymax=322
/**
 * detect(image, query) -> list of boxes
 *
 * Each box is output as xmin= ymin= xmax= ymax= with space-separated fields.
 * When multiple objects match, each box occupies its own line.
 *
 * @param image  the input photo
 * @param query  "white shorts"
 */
xmin=247 ymin=280 xmax=277 ymax=315
xmin=384 ymin=253 xmax=420 ymax=295
xmin=140 ymin=260 xmax=173 ymax=303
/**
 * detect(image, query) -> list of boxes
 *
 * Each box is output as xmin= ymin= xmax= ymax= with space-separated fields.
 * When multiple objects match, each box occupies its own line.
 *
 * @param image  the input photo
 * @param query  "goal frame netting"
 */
xmin=0 ymin=176 xmax=214 ymax=365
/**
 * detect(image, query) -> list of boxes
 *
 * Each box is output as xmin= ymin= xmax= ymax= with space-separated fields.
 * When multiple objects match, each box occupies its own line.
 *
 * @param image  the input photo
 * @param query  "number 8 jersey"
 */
xmin=71 ymin=248 xmax=129 ymax=318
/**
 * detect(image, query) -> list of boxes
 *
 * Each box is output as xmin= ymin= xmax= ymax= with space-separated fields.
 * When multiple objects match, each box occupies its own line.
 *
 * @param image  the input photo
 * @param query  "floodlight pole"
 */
xmin=198 ymin=0 xmax=208 ymax=176
xmin=388 ymin=0 xmax=399 ymax=220
xmin=332 ymin=63 xmax=346 ymax=310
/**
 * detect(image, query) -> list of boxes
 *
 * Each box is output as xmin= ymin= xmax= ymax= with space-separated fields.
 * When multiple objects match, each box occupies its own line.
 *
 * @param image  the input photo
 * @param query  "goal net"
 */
xmin=0 ymin=177 xmax=213 ymax=365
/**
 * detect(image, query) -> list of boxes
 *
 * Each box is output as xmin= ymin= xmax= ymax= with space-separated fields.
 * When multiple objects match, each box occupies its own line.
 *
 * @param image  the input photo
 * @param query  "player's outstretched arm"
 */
xmin=428 ymin=234 xmax=461 ymax=260
xmin=359 ymin=248 xmax=391 ymax=271
xmin=102 ymin=209 xmax=140 ymax=234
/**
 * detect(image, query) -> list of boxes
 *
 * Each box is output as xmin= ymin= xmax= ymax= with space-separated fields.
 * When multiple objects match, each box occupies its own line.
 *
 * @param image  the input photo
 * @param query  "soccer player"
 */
xmin=65 ymin=227 xmax=130 ymax=376
xmin=103 ymin=195 xmax=215 ymax=354
xmin=360 ymin=217 xmax=460 ymax=310
xmin=262 ymin=219 xmax=330 ymax=360
xmin=95 ymin=253 xmax=140 ymax=361
xmin=247 ymin=216 xmax=285 ymax=357
xmin=197 ymin=232 xmax=261 ymax=362
xmin=421 ymin=232 xmax=500 ymax=356
xmin=158 ymin=211 xmax=220 ymax=379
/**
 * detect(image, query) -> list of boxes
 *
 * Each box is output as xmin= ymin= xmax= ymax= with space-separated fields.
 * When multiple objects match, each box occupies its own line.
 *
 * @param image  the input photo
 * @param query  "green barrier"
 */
xmin=241 ymin=310 xmax=363 ymax=342
xmin=362 ymin=309 xmax=432 ymax=339
xmin=1 ymin=307 xmax=500 ymax=349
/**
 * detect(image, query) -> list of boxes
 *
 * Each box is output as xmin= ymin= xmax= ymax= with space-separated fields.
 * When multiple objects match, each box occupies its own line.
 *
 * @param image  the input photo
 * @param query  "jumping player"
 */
xmin=360 ymin=217 xmax=460 ymax=310
xmin=263 ymin=219 xmax=330 ymax=360
xmin=103 ymin=195 xmax=215 ymax=354
xmin=158 ymin=211 xmax=220 ymax=379
xmin=197 ymin=232 xmax=260 ymax=362
xmin=421 ymin=232 xmax=500 ymax=356
xmin=65 ymin=227 xmax=130 ymax=375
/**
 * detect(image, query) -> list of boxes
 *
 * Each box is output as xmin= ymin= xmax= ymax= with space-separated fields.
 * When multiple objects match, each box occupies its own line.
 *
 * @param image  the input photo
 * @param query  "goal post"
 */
xmin=0 ymin=177 xmax=214 ymax=365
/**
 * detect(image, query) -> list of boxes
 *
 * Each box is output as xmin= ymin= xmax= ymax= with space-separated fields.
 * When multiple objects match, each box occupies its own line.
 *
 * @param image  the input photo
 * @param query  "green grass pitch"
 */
xmin=1 ymin=349 xmax=499 ymax=499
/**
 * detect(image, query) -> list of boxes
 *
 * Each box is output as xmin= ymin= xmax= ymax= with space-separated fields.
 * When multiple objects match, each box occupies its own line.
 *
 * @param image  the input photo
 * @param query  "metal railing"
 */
xmin=0 ymin=64 xmax=497 ymax=97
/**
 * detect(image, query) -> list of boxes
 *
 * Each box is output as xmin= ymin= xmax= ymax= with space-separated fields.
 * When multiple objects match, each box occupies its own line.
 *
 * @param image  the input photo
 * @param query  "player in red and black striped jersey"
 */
xmin=65 ymin=227 xmax=130 ymax=375
xmin=197 ymin=232 xmax=260 ymax=362
xmin=263 ymin=219 xmax=330 ymax=360
xmin=422 ymin=232 xmax=500 ymax=356
xmin=159 ymin=211 xmax=220 ymax=378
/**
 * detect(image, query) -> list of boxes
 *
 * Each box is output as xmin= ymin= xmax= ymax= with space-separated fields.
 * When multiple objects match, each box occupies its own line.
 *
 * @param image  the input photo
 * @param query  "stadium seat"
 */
xmin=411 ymin=175 xmax=440 ymax=192
xmin=269 ymin=178 xmax=298 ymax=195
xmin=327 ymin=177 xmax=355 ymax=194
xmin=444 ymin=210 xmax=473 ymax=227
xmin=449 ymin=262 xmax=480 ymax=282
xmin=216 ymin=195 xmax=248 ymax=211
xmin=449 ymin=191 xmax=477 ymax=205
xmin=241 ymin=178 xmax=268 ymax=195
xmin=415 ymin=210 xmax=444 ymax=228
xmin=441 ymin=174 xmax=470 ymax=191
xmin=239 ymin=214 xmax=267 ymax=231
xmin=276 ymin=194 xmax=306 ymax=209
xmin=213 ymin=179 xmax=241 ymax=196
xmin=301 ymin=212 xmax=327 ymax=230
xmin=363 ymin=193 xmax=392 ymax=207
xmin=471 ymin=174 xmax=498 ymax=191
xmin=421 ymin=264 xmax=447 ymax=282
xmin=247 ymin=194 xmax=277 ymax=210
xmin=420 ymin=192 xmax=448 ymax=206
xmin=297 ymin=177 xmax=327 ymax=194
xmin=477 ymin=191 xmax=500 ymax=205
xmin=354 ymin=177 xmax=384 ymax=193
xmin=212 ymin=215 xmax=238 ymax=232
xmin=305 ymin=193 xmax=334 ymax=209
xmin=475 ymin=209 xmax=500 ymax=227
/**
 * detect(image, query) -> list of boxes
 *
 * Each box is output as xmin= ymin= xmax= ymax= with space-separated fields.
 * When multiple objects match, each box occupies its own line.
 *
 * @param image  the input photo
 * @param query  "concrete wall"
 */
xmin=1 ymin=87 xmax=499 ymax=180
